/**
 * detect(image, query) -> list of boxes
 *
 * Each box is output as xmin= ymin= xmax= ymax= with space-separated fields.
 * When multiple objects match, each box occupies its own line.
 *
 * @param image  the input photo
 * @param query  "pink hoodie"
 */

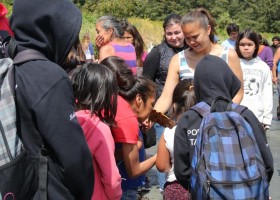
xmin=76 ymin=110 xmax=122 ymax=200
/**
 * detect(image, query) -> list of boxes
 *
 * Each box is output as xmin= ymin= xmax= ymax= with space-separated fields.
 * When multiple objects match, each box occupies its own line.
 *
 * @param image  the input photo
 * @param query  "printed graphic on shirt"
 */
xmin=70 ymin=111 xmax=76 ymax=121
xmin=188 ymin=128 xmax=199 ymax=146
xmin=243 ymin=69 xmax=262 ymax=96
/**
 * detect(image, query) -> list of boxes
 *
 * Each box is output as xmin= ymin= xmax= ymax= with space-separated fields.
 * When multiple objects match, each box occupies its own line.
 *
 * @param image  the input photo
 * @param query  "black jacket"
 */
xmin=10 ymin=0 xmax=94 ymax=199
xmin=174 ymin=55 xmax=274 ymax=189
xmin=143 ymin=41 xmax=186 ymax=99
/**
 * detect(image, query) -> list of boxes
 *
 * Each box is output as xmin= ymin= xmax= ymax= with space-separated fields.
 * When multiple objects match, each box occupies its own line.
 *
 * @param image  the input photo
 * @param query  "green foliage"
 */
xmin=77 ymin=0 xmax=280 ymax=34
xmin=2 ymin=0 xmax=279 ymax=45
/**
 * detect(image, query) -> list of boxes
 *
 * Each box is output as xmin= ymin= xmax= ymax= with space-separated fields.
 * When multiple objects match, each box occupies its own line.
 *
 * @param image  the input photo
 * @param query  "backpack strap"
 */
xmin=13 ymin=49 xmax=47 ymax=65
xmin=13 ymin=50 xmax=48 ymax=200
xmin=210 ymin=96 xmax=232 ymax=112
xmin=190 ymin=102 xmax=210 ymax=117
xmin=232 ymin=103 xmax=247 ymax=114
xmin=221 ymin=46 xmax=229 ymax=63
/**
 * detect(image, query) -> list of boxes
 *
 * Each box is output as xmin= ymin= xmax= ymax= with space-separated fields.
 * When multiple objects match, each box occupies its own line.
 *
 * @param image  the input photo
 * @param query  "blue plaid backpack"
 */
xmin=190 ymin=96 xmax=269 ymax=200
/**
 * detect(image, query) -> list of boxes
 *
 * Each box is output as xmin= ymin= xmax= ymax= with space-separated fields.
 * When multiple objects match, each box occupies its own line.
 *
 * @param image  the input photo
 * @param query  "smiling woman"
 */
xmin=142 ymin=13 xmax=188 ymax=192
xmin=153 ymin=8 xmax=244 ymax=116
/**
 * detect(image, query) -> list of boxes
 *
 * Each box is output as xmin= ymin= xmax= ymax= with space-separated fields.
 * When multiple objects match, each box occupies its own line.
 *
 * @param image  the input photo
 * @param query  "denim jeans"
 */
xmin=121 ymin=189 xmax=138 ymax=200
xmin=277 ymin=73 xmax=280 ymax=97
xmin=154 ymin=123 xmax=166 ymax=190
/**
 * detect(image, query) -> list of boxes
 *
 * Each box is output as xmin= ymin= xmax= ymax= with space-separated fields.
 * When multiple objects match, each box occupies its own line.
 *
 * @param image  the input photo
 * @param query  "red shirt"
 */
xmin=111 ymin=95 xmax=138 ymax=144
xmin=0 ymin=3 xmax=14 ymax=36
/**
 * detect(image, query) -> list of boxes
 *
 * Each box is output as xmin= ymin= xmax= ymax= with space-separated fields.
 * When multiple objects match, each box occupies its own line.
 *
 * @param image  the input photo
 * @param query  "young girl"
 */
xmin=236 ymin=29 xmax=273 ymax=131
xmin=156 ymin=79 xmax=196 ymax=200
xmin=71 ymin=63 xmax=122 ymax=200
xmin=100 ymin=56 xmax=157 ymax=200
xmin=81 ymin=33 xmax=95 ymax=62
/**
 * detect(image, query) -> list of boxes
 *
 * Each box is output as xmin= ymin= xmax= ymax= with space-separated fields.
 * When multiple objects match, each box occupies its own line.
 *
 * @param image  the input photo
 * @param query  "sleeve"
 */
xmin=35 ymin=77 xmax=94 ymax=200
xmin=261 ymin=67 xmax=273 ymax=125
xmin=90 ymin=123 xmax=122 ymax=200
xmin=142 ymin=46 xmax=160 ymax=81
xmin=89 ymin=42 xmax=94 ymax=55
xmin=242 ymin=110 xmax=274 ymax=182
xmin=113 ymin=117 xmax=139 ymax=144
xmin=265 ymin=47 xmax=274 ymax=69
xmin=173 ymin=113 xmax=192 ymax=190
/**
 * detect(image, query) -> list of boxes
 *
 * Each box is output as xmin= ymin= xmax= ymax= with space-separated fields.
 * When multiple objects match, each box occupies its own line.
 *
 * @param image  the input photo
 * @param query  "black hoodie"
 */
xmin=10 ymin=0 xmax=94 ymax=199
xmin=174 ymin=55 xmax=273 ymax=189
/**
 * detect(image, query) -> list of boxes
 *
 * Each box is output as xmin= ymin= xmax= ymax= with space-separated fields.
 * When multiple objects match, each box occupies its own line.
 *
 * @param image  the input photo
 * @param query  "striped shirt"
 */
xmin=179 ymin=47 xmax=229 ymax=80
xmin=109 ymin=42 xmax=137 ymax=74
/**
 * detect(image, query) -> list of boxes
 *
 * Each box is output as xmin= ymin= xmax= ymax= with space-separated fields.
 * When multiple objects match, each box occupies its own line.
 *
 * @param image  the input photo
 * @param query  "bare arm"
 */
xmin=272 ymin=48 xmax=280 ymax=85
xmin=98 ymin=44 xmax=115 ymax=62
xmin=122 ymin=143 xmax=156 ymax=178
xmin=227 ymin=49 xmax=244 ymax=104
xmin=153 ymin=54 xmax=180 ymax=113
xmin=156 ymin=133 xmax=171 ymax=173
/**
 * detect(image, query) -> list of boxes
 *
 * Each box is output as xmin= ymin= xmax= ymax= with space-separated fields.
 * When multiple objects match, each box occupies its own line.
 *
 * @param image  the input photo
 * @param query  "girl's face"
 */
xmin=238 ymin=37 xmax=256 ymax=60
xmin=123 ymin=31 xmax=134 ymax=44
xmin=95 ymin=22 xmax=113 ymax=46
xmin=133 ymin=94 xmax=155 ymax=124
xmin=182 ymin=21 xmax=211 ymax=53
xmin=164 ymin=23 xmax=185 ymax=48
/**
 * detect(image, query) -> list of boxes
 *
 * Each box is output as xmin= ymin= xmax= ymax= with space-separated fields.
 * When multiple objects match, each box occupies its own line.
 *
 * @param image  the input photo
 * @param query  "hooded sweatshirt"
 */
xmin=10 ymin=0 xmax=94 ymax=199
xmin=240 ymin=57 xmax=273 ymax=126
xmin=76 ymin=110 xmax=122 ymax=200
xmin=174 ymin=55 xmax=274 ymax=190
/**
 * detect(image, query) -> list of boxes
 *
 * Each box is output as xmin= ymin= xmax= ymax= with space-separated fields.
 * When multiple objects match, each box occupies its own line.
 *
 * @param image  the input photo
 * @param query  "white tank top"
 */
xmin=163 ymin=126 xmax=177 ymax=182
xmin=179 ymin=47 xmax=229 ymax=80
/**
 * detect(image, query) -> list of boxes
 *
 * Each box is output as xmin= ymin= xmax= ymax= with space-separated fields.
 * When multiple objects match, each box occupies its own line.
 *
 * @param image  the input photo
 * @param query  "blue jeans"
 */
xmin=121 ymin=189 xmax=138 ymax=200
xmin=277 ymin=73 xmax=280 ymax=97
xmin=154 ymin=123 xmax=166 ymax=190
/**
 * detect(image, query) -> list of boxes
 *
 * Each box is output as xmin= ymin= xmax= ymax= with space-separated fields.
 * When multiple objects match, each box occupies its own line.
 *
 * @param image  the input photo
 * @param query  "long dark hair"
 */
xmin=62 ymin=36 xmax=86 ymax=72
xmin=125 ymin=23 xmax=145 ymax=67
xmin=181 ymin=7 xmax=216 ymax=43
xmin=236 ymin=29 xmax=259 ymax=59
xmin=172 ymin=79 xmax=196 ymax=120
xmin=72 ymin=63 xmax=117 ymax=126
xmin=101 ymin=56 xmax=155 ymax=105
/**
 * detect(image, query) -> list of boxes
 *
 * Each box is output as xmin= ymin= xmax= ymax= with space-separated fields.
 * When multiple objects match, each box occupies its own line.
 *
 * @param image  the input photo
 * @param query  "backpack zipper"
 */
xmin=209 ymin=175 xmax=262 ymax=185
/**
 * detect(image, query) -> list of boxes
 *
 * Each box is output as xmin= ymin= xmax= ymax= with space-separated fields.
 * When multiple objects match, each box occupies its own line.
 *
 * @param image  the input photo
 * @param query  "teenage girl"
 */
xmin=156 ymin=79 xmax=196 ymax=200
xmin=153 ymin=8 xmax=244 ymax=115
xmin=236 ymin=29 xmax=273 ymax=131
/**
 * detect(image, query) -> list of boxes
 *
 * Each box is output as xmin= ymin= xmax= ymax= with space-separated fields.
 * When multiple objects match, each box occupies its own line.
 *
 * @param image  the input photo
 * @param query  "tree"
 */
xmin=77 ymin=0 xmax=280 ymax=33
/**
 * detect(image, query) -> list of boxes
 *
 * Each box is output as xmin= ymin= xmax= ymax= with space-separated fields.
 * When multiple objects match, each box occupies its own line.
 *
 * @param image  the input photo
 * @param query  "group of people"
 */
xmin=0 ymin=1 xmax=277 ymax=200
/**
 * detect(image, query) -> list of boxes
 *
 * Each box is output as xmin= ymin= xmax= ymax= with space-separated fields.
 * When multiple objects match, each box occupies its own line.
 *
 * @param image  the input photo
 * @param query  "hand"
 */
xmin=262 ymin=124 xmax=270 ymax=131
xmin=95 ymin=35 xmax=104 ymax=49
xmin=272 ymin=76 xmax=278 ymax=85
xmin=140 ymin=118 xmax=154 ymax=133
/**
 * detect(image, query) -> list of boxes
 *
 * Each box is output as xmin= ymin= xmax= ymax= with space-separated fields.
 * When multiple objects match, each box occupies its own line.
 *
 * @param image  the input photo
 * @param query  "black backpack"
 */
xmin=0 ymin=30 xmax=11 ymax=59
xmin=0 ymin=49 xmax=49 ymax=200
